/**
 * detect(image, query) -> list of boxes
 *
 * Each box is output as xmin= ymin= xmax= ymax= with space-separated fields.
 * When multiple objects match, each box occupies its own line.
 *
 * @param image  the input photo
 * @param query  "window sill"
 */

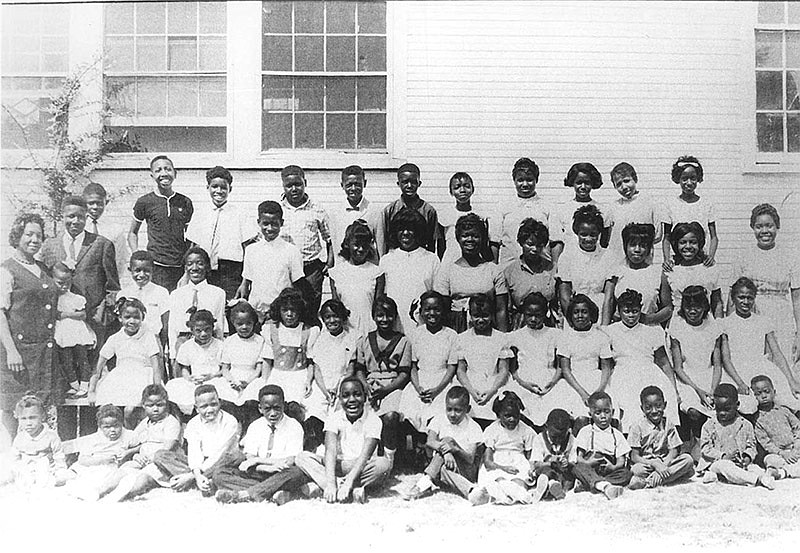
xmin=743 ymin=155 xmax=800 ymax=174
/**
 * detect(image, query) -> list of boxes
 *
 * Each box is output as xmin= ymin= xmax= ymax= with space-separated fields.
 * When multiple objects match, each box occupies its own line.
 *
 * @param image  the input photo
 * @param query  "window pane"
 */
xmin=137 ymin=78 xmax=167 ymax=117
xmin=327 ymin=2 xmax=355 ymax=34
xmin=106 ymin=37 xmax=135 ymax=72
xmin=756 ymin=31 xmax=783 ymax=68
xmin=296 ymin=36 xmax=324 ymax=71
xmin=106 ymin=77 xmax=135 ymax=115
xmin=263 ymin=75 xmax=294 ymax=110
xmin=791 ymin=3 xmax=800 ymax=24
xmin=295 ymin=2 xmax=323 ymax=33
xmin=263 ymin=35 xmax=292 ymax=71
xmin=199 ymin=37 xmax=226 ymax=71
xmin=788 ymin=113 xmax=800 ymax=151
xmin=43 ymin=5 xmax=69 ymax=34
xmin=107 ymin=126 xmax=225 ymax=151
xmin=357 ymin=76 xmax=385 ymax=110
xmin=42 ymin=37 xmax=69 ymax=72
xmin=263 ymin=112 xmax=292 ymax=149
xmin=757 ymin=71 xmax=783 ymax=110
xmin=105 ymin=2 xmax=134 ymax=34
xmin=358 ymin=36 xmax=385 ymax=71
xmin=296 ymin=77 xmax=324 ymax=111
xmin=327 ymin=77 xmax=355 ymax=111
xmin=757 ymin=113 xmax=784 ymax=152
xmin=168 ymin=37 xmax=198 ymax=71
xmin=137 ymin=36 xmax=166 ymax=71
xmin=296 ymin=113 xmax=323 ymax=148
xmin=199 ymin=77 xmax=226 ymax=116
xmin=200 ymin=2 xmax=226 ymax=33
xmin=787 ymin=70 xmax=800 ymax=110
xmin=358 ymin=1 xmax=386 ymax=33
xmin=327 ymin=113 xmax=355 ymax=149
xmin=262 ymin=1 xmax=292 ymax=33
xmin=357 ymin=113 xmax=386 ymax=148
xmin=136 ymin=2 xmax=166 ymax=34
xmin=788 ymin=31 xmax=800 ymax=67
xmin=759 ymin=1 xmax=785 ymax=24
xmin=327 ymin=36 xmax=355 ymax=71
xmin=168 ymin=2 xmax=197 ymax=34
xmin=168 ymin=77 xmax=199 ymax=116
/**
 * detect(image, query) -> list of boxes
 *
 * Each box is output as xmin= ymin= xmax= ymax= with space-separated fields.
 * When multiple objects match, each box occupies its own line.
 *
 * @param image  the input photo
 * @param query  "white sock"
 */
xmin=416 ymin=474 xmax=433 ymax=492
xmin=385 ymin=448 xmax=396 ymax=465
xmin=595 ymin=481 xmax=610 ymax=492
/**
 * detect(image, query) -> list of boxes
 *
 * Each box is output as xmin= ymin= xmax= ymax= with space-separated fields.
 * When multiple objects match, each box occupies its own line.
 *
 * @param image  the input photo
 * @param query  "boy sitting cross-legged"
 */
xmin=213 ymin=384 xmax=310 ymax=504
xmin=529 ymin=408 xmax=575 ymax=500
xmin=403 ymin=386 xmax=484 ymax=501
xmin=627 ymin=385 xmax=694 ymax=490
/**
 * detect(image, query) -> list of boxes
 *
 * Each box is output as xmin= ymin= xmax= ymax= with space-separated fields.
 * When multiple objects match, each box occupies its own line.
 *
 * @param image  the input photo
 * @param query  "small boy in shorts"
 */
xmin=379 ymin=163 xmax=440 ymax=255
xmin=572 ymin=391 xmax=631 ymax=500
xmin=529 ymin=408 xmax=575 ymax=500
xmin=404 ymin=386 xmax=484 ymax=501
xmin=627 ymin=386 xmax=694 ymax=489
xmin=751 ymin=375 xmax=800 ymax=479
xmin=213 ymin=384 xmax=310 ymax=504
xmin=152 ymin=384 xmax=240 ymax=495
xmin=237 ymin=200 xmax=305 ymax=322
xmin=699 ymin=383 xmax=775 ymax=489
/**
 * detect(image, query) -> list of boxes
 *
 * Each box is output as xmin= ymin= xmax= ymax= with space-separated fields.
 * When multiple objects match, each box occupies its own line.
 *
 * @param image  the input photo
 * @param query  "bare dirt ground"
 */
xmin=1 ymin=473 xmax=798 ymax=553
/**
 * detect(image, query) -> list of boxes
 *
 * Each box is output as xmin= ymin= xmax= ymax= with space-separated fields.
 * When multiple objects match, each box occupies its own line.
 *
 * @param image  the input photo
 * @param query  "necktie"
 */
xmin=192 ymin=288 xmax=199 ymax=309
xmin=70 ymin=237 xmax=79 ymax=261
xmin=266 ymin=424 xmax=276 ymax=457
xmin=90 ymin=219 xmax=99 ymax=235
xmin=210 ymin=209 xmax=221 ymax=269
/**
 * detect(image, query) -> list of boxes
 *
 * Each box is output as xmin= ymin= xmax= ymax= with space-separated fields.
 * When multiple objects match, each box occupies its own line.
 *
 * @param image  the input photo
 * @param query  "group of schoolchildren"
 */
xmin=6 ymin=153 xmax=800 ymax=507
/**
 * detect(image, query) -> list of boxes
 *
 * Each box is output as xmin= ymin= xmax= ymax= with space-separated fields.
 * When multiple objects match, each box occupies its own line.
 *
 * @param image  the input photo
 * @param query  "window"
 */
xmin=755 ymin=1 xmax=800 ymax=153
xmin=1 ymin=3 xmax=70 ymax=149
xmin=103 ymin=2 xmax=227 ymax=152
xmin=261 ymin=1 xmax=387 ymax=151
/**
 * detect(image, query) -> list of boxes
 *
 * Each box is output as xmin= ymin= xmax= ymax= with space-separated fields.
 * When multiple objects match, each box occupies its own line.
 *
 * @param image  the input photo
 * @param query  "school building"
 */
xmin=1 ymin=0 xmax=799 ymax=272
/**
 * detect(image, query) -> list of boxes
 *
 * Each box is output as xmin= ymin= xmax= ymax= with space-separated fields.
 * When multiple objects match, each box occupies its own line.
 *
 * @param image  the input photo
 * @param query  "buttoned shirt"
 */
xmin=280 ymin=195 xmax=331 ymax=263
xmin=184 ymin=410 xmax=240 ymax=472
xmin=186 ymin=201 xmax=257 ymax=268
xmin=330 ymin=197 xmax=382 ymax=258
xmin=62 ymin=231 xmax=86 ymax=264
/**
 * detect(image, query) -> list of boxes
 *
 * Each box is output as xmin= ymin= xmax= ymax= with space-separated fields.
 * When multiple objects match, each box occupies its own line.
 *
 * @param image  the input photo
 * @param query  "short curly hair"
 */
xmin=8 ymin=212 xmax=45 ymax=249
xmin=517 ymin=217 xmax=549 ymax=246
xmin=671 ymin=155 xmax=704 ymax=184
xmin=268 ymin=287 xmax=307 ymax=324
xmin=750 ymin=203 xmax=780 ymax=229
xmin=572 ymin=204 xmax=604 ymax=234
xmin=206 ymin=165 xmax=233 ymax=185
xmin=564 ymin=162 xmax=603 ymax=189
xmin=670 ymin=222 xmax=706 ymax=263
xmin=512 ymin=157 xmax=540 ymax=181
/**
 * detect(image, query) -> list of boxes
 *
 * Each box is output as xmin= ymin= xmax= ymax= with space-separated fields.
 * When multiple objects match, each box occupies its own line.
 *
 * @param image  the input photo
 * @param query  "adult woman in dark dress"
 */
xmin=0 ymin=213 xmax=59 ymax=434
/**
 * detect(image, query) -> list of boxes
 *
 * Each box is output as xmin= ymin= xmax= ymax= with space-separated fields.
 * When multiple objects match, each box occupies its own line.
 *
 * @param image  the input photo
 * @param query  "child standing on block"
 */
xmin=379 ymin=163 xmax=440 ymax=256
xmin=751 ymin=375 xmax=800 ymax=480
xmin=403 ymin=386 xmax=484 ymax=501
xmin=571 ymin=391 xmax=631 ymax=500
xmin=279 ymin=165 xmax=334 ymax=317
xmin=237 ymin=201 xmax=305 ymax=323
xmin=295 ymin=376 xmax=392 ymax=503
xmin=699 ymin=383 xmax=775 ymax=489
xmin=51 ymin=262 xmax=96 ymax=398
xmin=529 ymin=409 xmax=575 ymax=500
xmin=352 ymin=296 xmax=410 ymax=468
xmin=627 ymin=386 xmax=694 ymax=490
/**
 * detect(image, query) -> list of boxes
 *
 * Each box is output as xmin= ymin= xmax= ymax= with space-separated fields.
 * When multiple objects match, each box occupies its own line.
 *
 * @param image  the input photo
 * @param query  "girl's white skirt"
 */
xmin=96 ymin=363 xmax=154 ymax=406
xmin=399 ymin=385 xmax=451 ymax=432
xmin=607 ymin=360 xmax=679 ymax=431
xmin=725 ymin=357 xmax=800 ymax=414
xmin=478 ymin=450 xmax=531 ymax=486
xmin=165 ymin=376 xmax=232 ymax=415
xmin=373 ymin=388 xmax=403 ymax=417
xmin=266 ymin=369 xmax=310 ymax=410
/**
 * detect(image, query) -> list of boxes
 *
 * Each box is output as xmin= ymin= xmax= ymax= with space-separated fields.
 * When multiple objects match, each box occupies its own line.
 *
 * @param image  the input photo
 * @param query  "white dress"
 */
xmin=306 ymin=327 xmax=359 ymax=420
xmin=556 ymin=245 xmax=611 ymax=310
xmin=721 ymin=313 xmax=800 ymax=413
xmin=218 ymin=333 xmax=267 ymax=405
xmin=456 ymin=329 xmax=513 ymax=420
xmin=54 ymin=291 xmax=96 ymax=348
xmin=439 ymin=205 xmax=489 ymax=264
xmin=95 ymin=329 xmax=159 ymax=406
xmin=609 ymin=262 xmax=662 ymax=322
xmin=505 ymin=326 xmax=562 ymax=425
xmin=606 ymin=192 xmax=663 ymax=263
xmin=605 ymin=321 xmax=679 ymax=429
xmin=556 ymin=326 xmax=613 ymax=417
xmin=665 ymin=196 xmax=716 ymax=233
xmin=399 ymin=325 xmax=459 ymax=432
xmin=477 ymin=420 xmax=536 ymax=486
xmin=666 ymin=263 xmax=720 ymax=313
xmin=380 ymin=248 xmax=440 ymax=333
xmin=555 ymin=198 xmax=611 ymax=255
xmin=329 ymin=261 xmax=383 ymax=336
xmin=667 ymin=315 xmax=722 ymax=417
xmin=733 ymin=244 xmax=799 ymax=361
xmin=165 ymin=338 xmax=226 ymax=414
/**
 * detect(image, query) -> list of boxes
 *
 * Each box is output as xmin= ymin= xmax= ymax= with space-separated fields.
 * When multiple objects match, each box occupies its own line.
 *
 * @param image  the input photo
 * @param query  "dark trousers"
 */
xmin=152 ymin=447 xmax=239 ymax=482
xmin=302 ymin=259 xmax=326 ymax=319
xmin=536 ymin=465 xmax=575 ymax=489
xmin=152 ymin=264 xmax=185 ymax=293
xmin=573 ymin=462 xmax=632 ymax=490
xmin=57 ymin=345 xmax=90 ymax=383
xmin=212 ymin=465 xmax=309 ymax=502
xmin=208 ymin=260 xmax=243 ymax=302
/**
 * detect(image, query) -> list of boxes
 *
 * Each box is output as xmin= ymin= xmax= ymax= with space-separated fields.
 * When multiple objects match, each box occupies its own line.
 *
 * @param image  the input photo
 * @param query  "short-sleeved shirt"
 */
xmin=310 ymin=328 xmax=359 ymax=388
xmin=605 ymin=322 xmax=665 ymax=364
xmin=324 ymin=407 xmax=383 ymax=461
xmin=556 ymin=246 xmax=612 ymax=308
xmin=280 ymin=196 xmax=332 ymax=262
xmin=12 ymin=427 xmax=66 ymax=469
xmin=502 ymin=257 xmax=558 ymax=308
xmin=132 ymin=191 xmax=193 ymax=267
xmin=555 ymin=199 xmax=611 ymax=251
xmin=241 ymin=415 xmax=304 ymax=459
xmin=330 ymin=197 xmax=382 ymax=259
xmin=118 ymin=281 xmax=170 ymax=335
xmin=557 ymin=326 xmax=613 ymax=370
xmin=131 ymin=414 xmax=182 ymax=460
xmin=78 ymin=428 xmax=136 ymax=462
xmin=438 ymin=206 xmax=490 ymax=263
xmin=626 ymin=416 xmax=682 ymax=461
xmin=531 ymin=430 xmax=575 ymax=464
xmin=606 ymin=192 xmax=662 ymax=258
xmin=99 ymin=329 xmax=160 ymax=369
xmin=184 ymin=410 xmax=240 ymax=471
xmin=482 ymin=420 xmax=536 ymax=454
xmin=700 ymin=416 xmax=756 ymax=462
xmin=242 ymin=238 xmax=304 ymax=315
xmin=176 ymin=338 xmax=223 ymax=376
xmin=666 ymin=264 xmax=720 ymax=311
xmin=185 ymin=201 xmax=257 ymax=268
xmin=220 ymin=333 xmax=265 ymax=371
xmin=666 ymin=316 xmax=722 ymax=372
xmin=491 ymin=195 xmax=557 ymax=265
xmin=428 ymin=413 xmax=484 ymax=458
xmin=354 ymin=332 xmax=411 ymax=390
xmin=328 ymin=261 xmax=384 ymax=335
xmin=380 ymin=196 xmax=440 ymax=254
xmin=434 ymin=257 xmax=507 ymax=311
xmin=409 ymin=325 xmax=459 ymax=373
xmin=665 ymin=196 xmax=716 ymax=228
xmin=609 ymin=263 xmax=662 ymax=316
xmin=572 ymin=423 xmax=631 ymax=462
xmin=379 ymin=247 xmax=440 ymax=333
xmin=167 ymin=281 xmax=227 ymax=354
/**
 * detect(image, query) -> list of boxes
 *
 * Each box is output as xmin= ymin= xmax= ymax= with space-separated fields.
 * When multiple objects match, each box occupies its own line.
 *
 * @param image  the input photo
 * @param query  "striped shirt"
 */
xmin=280 ymin=195 xmax=331 ymax=263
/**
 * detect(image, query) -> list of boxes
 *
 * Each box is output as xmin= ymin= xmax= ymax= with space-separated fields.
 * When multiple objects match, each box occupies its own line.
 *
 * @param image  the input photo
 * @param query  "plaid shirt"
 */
xmin=280 ymin=195 xmax=332 ymax=263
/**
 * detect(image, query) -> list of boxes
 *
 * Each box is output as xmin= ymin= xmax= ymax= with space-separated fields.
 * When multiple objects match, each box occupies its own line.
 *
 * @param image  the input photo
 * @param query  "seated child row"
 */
xmin=10 ymin=374 xmax=800 ymax=505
